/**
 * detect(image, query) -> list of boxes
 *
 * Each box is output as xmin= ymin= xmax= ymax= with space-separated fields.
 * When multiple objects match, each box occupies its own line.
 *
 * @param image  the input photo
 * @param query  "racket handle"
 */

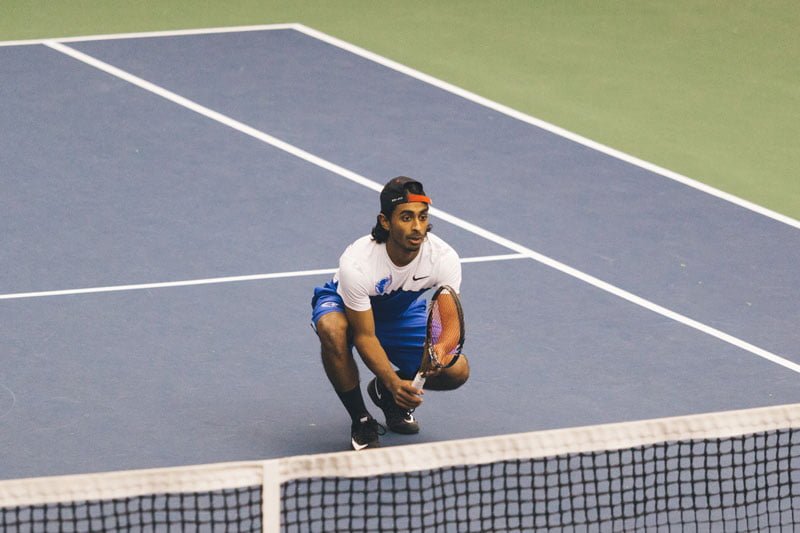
xmin=411 ymin=372 xmax=426 ymax=391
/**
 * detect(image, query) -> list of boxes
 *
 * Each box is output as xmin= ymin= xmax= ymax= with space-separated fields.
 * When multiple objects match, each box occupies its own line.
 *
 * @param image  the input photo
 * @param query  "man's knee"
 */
xmin=316 ymin=312 xmax=352 ymax=359
xmin=427 ymin=355 xmax=470 ymax=391
xmin=448 ymin=355 xmax=470 ymax=388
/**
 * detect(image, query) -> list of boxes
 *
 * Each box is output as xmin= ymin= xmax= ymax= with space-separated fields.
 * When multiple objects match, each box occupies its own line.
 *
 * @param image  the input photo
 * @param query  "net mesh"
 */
xmin=2 ymin=404 xmax=798 ymax=532
xmin=282 ymin=429 xmax=799 ymax=532
xmin=1 ymin=486 xmax=262 ymax=532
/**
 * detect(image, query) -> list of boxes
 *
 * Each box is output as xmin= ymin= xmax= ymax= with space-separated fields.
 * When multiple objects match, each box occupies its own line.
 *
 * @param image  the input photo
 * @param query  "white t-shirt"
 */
xmin=335 ymin=233 xmax=461 ymax=321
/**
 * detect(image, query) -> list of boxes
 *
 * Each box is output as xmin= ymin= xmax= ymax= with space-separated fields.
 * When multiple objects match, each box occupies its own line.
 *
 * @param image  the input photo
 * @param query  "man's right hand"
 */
xmin=389 ymin=379 xmax=424 ymax=410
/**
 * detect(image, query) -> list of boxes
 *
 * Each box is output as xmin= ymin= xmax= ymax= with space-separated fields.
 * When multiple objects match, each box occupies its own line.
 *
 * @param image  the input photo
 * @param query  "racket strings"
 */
xmin=428 ymin=292 xmax=462 ymax=368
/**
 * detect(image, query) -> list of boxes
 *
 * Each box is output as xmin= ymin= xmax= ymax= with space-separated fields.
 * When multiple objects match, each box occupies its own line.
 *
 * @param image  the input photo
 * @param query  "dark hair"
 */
xmin=371 ymin=215 xmax=390 ymax=243
xmin=371 ymin=179 xmax=433 ymax=243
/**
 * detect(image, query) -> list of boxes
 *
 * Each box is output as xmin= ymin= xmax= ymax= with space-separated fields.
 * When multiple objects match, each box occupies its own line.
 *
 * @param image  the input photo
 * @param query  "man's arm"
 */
xmin=345 ymin=307 xmax=423 ymax=409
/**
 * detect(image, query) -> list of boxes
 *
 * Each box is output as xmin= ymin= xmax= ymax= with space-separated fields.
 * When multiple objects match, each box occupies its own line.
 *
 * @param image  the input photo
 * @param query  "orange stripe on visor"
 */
xmin=406 ymin=193 xmax=432 ymax=204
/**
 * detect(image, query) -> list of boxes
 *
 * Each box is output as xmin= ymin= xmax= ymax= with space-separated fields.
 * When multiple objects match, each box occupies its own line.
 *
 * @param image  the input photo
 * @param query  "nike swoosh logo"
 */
xmin=374 ymin=381 xmax=383 ymax=400
xmin=351 ymin=438 xmax=369 ymax=451
xmin=412 ymin=275 xmax=429 ymax=281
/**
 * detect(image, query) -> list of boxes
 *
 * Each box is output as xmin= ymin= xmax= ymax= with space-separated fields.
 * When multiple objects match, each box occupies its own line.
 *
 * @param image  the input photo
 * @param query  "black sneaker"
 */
xmin=367 ymin=378 xmax=420 ymax=434
xmin=350 ymin=415 xmax=385 ymax=451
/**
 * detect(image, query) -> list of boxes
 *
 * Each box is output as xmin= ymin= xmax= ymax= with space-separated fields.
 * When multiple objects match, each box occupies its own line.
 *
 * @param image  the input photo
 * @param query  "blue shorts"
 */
xmin=311 ymin=281 xmax=427 ymax=377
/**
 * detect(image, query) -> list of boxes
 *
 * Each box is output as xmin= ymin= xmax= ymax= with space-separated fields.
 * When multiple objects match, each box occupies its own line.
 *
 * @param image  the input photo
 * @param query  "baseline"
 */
xmin=0 ymin=23 xmax=295 ymax=47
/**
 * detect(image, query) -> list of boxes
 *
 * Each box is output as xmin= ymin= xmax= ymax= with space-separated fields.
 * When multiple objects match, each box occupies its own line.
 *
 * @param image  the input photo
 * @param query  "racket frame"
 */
xmin=411 ymin=285 xmax=465 ymax=390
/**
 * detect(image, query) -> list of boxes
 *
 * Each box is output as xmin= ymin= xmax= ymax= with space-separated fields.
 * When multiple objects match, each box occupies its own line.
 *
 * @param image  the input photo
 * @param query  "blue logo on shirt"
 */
xmin=375 ymin=275 xmax=392 ymax=294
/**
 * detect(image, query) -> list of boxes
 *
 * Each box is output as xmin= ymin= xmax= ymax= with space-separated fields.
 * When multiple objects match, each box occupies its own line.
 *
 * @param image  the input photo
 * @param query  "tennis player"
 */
xmin=311 ymin=176 xmax=470 ymax=450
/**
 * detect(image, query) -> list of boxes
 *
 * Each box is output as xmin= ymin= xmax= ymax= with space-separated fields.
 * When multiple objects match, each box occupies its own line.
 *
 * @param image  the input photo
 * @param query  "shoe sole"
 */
xmin=351 ymin=437 xmax=380 ymax=451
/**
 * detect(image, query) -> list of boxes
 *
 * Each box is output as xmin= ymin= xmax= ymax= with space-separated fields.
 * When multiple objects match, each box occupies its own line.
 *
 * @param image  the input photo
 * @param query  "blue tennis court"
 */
xmin=1 ymin=24 xmax=799 ymax=486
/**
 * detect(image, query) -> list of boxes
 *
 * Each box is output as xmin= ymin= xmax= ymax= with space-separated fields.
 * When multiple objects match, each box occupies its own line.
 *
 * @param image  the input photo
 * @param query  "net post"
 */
xmin=261 ymin=459 xmax=281 ymax=532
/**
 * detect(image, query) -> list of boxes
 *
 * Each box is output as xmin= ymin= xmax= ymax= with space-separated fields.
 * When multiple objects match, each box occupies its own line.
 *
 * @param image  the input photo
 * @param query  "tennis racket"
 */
xmin=411 ymin=285 xmax=465 ymax=391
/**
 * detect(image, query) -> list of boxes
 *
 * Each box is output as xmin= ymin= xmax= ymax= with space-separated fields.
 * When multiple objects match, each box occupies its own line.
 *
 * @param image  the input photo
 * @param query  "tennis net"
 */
xmin=1 ymin=403 xmax=798 ymax=531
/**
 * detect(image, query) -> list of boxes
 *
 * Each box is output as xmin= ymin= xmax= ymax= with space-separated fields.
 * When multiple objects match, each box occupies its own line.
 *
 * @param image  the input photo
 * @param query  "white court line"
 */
xmin=4 ymin=23 xmax=798 ymax=229
xmin=0 ymin=255 xmax=527 ymax=301
xmin=44 ymin=39 xmax=385 ymax=195
xmin=291 ymin=24 xmax=800 ymax=231
xmin=27 ymin=42 xmax=800 ymax=374
xmin=0 ymin=269 xmax=335 ymax=301
xmin=0 ymin=23 xmax=296 ymax=47
xmin=459 ymin=253 xmax=527 ymax=264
